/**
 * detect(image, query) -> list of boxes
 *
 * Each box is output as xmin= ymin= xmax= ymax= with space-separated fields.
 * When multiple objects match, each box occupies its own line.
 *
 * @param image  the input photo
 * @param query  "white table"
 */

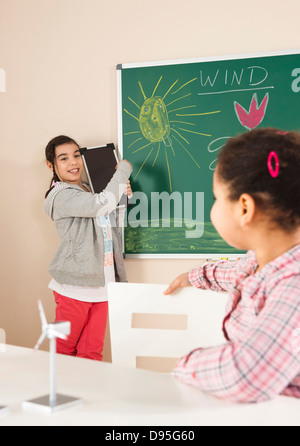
xmin=0 ymin=344 xmax=299 ymax=426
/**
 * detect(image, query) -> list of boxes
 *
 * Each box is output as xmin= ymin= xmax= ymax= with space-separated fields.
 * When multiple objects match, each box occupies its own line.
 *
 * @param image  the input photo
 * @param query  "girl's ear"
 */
xmin=239 ymin=193 xmax=256 ymax=227
xmin=46 ymin=161 xmax=54 ymax=172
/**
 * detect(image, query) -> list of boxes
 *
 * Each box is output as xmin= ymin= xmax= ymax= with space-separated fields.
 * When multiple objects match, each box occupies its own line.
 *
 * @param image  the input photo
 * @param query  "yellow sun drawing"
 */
xmin=124 ymin=76 xmax=221 ymax=192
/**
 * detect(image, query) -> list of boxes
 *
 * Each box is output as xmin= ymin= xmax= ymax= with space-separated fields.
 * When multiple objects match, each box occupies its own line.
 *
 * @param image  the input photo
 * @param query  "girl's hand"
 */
xmin=116 ymin=160 xmax=133 ymax=170
xmin=124 ymin=181 xmax=133 ymax=198
xmin=164 ymin=273 xmax=191 ymax=295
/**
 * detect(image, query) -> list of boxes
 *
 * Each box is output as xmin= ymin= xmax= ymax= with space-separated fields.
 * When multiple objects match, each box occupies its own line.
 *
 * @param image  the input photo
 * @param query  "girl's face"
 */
xmin=210 ymin=170 xmax=248 ymax=251
xmin=50 ymin=143 xmax=84 ymax=185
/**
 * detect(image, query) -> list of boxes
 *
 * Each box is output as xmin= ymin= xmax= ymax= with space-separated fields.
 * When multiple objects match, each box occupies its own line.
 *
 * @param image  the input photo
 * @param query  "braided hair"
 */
xmin=45 ymin=135 xmax=79 ymax=198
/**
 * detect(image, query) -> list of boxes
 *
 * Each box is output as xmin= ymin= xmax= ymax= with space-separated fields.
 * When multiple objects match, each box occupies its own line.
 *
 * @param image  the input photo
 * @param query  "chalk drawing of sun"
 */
xmin=124 ymin=76 xmax=221 ymax=192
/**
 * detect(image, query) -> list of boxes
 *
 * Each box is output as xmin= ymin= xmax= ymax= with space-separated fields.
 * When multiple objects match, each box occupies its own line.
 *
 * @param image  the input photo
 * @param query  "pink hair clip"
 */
xmin=268 ymin=151 xmax=280 ymax=178
xmin=277 ymin=131 xmax=289 ymax=135
xmin=52 ymin=181 xmax=57 ymax=187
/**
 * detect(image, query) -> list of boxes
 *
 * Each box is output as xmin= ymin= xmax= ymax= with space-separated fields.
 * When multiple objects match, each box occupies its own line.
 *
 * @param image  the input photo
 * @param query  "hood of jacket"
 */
xmin=44 ymin=182 xmax=81 ymax=220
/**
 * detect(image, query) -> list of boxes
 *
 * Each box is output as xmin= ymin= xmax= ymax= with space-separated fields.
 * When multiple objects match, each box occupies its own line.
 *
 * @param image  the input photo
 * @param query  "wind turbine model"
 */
xmin=23 ymin=300 xmax=82 ymax=413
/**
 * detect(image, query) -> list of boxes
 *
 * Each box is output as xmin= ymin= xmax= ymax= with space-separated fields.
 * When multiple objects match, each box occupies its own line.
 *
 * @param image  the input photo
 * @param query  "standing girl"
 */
xmin=44 ymin=135 xmax=132 ymax=361
xmin=165 ymin=128 xmax=300 ymax=403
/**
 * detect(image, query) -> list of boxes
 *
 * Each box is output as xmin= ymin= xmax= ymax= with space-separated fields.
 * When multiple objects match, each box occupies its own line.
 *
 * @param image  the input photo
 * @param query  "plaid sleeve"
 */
xmin=188 ymin=260 xmax=239 ymax=292
xmin=172 ymin=275 xmax=300 ymax=403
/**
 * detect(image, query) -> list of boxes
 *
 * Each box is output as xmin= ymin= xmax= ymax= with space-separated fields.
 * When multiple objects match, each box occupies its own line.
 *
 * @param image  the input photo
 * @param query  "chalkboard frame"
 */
xmin=117 ymin=49 xmax=300 ymax=259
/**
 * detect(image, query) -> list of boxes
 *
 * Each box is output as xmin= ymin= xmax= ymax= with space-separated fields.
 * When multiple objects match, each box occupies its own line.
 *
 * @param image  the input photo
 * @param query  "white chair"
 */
xmin=108 ymin=283 xmax=228 ymax=373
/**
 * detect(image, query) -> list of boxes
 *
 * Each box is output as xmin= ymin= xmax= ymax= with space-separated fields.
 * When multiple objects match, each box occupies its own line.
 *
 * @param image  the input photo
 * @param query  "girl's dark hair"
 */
xmin=217 ymin=128 xmax=300 ymax=231
xmin=45 ymin=135 xmax=79 ymax=198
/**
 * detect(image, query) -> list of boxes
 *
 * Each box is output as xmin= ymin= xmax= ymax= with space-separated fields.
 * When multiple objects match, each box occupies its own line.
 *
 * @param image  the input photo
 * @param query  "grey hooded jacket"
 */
xmin=44 ymin=161 xmax=132 ymax=287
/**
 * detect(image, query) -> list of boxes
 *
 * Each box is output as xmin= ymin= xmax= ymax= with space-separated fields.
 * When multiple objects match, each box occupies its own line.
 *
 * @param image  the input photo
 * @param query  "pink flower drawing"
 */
xmin=234 ymin=93 xmax=269 ymax=130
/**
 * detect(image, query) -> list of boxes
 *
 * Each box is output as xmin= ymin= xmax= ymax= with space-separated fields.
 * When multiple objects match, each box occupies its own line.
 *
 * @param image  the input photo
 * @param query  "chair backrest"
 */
xmin=108 ymin=283 xmax=228 ymax=373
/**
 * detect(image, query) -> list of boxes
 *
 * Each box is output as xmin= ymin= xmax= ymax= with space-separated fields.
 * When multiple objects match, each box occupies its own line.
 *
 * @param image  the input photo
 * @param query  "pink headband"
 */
xmin=268 ymin=151 xmax=280 ymax=178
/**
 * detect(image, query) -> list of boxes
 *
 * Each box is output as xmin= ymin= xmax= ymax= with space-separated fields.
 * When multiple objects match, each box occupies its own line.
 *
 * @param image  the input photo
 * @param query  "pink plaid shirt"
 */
xmin=172 ymin=245 xmax=300 ymax=403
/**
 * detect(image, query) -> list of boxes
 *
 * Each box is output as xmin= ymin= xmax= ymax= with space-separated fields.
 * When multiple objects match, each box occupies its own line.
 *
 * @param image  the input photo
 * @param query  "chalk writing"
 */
xmin=207 ymin=137 xmax=232 ymax=171
xmin=198 ymin=65 xmax=274 ymax=95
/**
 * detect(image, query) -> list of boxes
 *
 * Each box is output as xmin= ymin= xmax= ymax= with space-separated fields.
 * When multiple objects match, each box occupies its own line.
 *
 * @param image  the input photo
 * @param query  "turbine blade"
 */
xmin=34 ymin=332 xmax=47 ymax=351
xmin=37 ymin=300 xmax=47 ymax=328
xmin=48 ymin=329 xmax=67 ymax=341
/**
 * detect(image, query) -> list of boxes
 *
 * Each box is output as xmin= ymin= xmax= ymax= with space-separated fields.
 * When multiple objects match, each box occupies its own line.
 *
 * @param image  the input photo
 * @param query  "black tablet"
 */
xmin=80 ymin=143 xmax=119 ymax=194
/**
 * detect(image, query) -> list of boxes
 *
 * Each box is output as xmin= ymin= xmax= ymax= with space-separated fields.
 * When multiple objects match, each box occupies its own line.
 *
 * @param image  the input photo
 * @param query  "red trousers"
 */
xmin=54 ymin=291 xmax=108 ymax=361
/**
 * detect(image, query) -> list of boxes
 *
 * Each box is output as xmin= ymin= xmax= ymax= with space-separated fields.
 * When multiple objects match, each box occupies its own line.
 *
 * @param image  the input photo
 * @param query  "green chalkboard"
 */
xmin=117 ymin=50 xmax=300 ymax=257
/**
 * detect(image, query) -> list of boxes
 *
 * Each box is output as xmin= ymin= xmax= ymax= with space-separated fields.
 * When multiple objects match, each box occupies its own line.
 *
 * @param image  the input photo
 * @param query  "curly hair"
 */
xmin=216 ymin=128 xmax=300 ymax=231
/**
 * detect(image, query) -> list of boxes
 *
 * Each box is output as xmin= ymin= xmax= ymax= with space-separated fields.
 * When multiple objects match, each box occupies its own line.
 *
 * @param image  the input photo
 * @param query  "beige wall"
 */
xmin=0 ymin=0 xmax=299 ymax=360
